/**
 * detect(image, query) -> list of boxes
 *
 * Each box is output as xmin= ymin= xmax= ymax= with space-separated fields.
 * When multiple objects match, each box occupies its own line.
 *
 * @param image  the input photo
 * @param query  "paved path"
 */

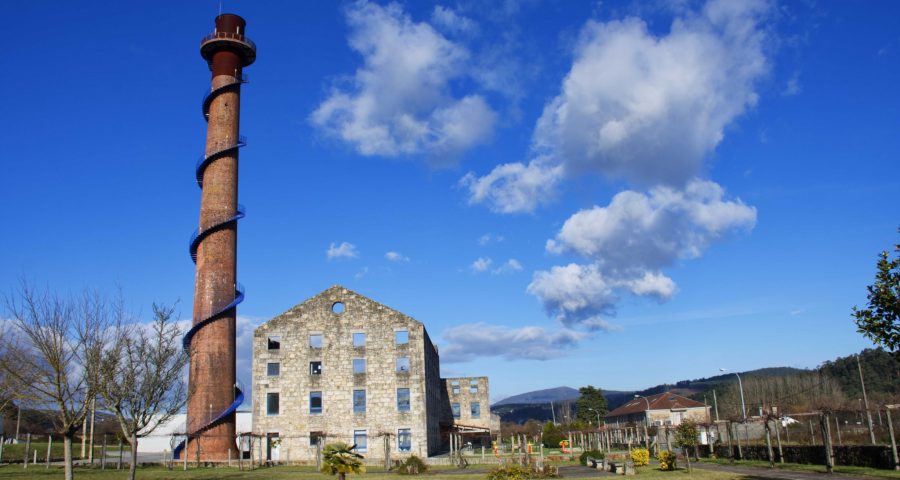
xmin=693 ymin=462 xmax=889 ymax=480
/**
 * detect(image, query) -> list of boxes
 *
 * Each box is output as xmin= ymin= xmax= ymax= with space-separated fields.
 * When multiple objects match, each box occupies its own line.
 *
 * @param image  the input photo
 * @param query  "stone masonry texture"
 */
xmin=252 ymin=286 xmax=495 ymax=463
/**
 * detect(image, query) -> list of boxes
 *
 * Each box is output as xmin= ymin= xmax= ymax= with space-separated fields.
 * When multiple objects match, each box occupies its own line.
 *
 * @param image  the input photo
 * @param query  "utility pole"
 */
xmin=858 ymin=354 xmax=877 ymax=444
xmin=713 ymin=390 xmax=720 ymax=422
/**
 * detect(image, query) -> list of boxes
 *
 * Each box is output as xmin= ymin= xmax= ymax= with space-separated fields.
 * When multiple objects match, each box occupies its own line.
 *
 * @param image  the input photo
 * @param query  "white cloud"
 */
xmin=470 ymin=257 xmax=493 ymax=273
xmin=384 ymin=251 xmax=410 ymax=262
xmin=440 ymin=323 xmax=583 ymax=362
xmin=492 ymin=258 xmax=523 ymax=275
xmin=310 ymin=1 xmax=496 ymax=164
xmin=460 ymin=158 xmax=564 ymax=214
xmin=783 ymin=71 xmax=802 ymax=96
xmin=326 ymin=242 xmax=359 ymax=260
xmin=531 ymin=179 xmax=754 ymax=328
xmin=431 ymin=5 xmax=477 ymax=36
xmin=462 ymin=0 xmax=770 ymax=212
xmin=354 ymin=267 xmax=369 ymax=279
xmin=478 ymin=233 xmax=504 ymax=245
xmin=531 ymin=0 xmax=769 ymax=186
xmin=548 ymin=179 xmax=756 ymax=269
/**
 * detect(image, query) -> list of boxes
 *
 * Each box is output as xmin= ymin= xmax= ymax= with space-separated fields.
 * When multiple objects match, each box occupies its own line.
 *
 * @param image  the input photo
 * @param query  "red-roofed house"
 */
xmin=604 ymin=391 xmax=710 ymax=427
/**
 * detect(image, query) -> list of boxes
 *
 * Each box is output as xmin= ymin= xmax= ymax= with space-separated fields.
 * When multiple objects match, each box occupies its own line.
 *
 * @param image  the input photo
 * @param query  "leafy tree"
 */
xmin=853 ymin=231 xmax=900 ymax=356
xmin=673 ymin=420 xmax=699 ymax=472
xmin=542 ymin=421 xmax=564 ymax=448
xmin=322 ymin=442 xmax=364 ymax=480
xmin=96 ymin=303 xmax=189 ymax=480
xmin=575 ymin=386 xmax=608 ymax=426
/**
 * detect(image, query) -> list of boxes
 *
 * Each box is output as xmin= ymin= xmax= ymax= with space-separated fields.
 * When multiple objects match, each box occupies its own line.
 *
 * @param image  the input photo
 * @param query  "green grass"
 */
xmin=698 ymin=458 xmax=900 ymax=478
xmin=0 ymin=443 xmax=112 ymax=463
xmin=0 ymin=464 xmax=756 ymax=480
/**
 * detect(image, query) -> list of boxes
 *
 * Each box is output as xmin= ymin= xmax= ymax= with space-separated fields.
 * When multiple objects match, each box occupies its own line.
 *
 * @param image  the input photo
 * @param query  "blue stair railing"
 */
xmin=175 ymin=72 xmax=247 ymax=460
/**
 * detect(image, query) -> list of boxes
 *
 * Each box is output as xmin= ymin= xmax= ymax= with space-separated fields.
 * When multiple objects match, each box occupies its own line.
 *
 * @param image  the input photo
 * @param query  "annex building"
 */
xmin=252 ymin=286 xmax=499 ymax=462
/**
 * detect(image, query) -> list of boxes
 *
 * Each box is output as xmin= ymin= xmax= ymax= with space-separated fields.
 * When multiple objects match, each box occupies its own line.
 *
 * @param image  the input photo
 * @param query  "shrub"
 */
xmin=631 ymin=448 xmax=649 ymax=466
xmin=657 ymin=451 xmax=677 ymax=471
xmin=579 ymin=450 xmax=606 ymax=465
xmin=394 ymin=455 xmax=428 ymax=475
xmin=488 ymin=464 xmax=560 ymax=480
xmin=488 ymin=464 xmax=534 ymax=480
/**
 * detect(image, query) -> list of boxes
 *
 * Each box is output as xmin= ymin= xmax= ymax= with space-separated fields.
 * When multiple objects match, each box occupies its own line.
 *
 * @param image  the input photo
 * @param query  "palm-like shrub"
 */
xmin=322 ymin=442 xmax=365 ymax=480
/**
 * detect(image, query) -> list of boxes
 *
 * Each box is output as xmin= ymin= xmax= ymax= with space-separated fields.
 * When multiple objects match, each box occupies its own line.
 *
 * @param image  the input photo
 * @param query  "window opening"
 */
xmin=396 ymin=356 xmax=410 ymax=373
xmin=266 ymin=392 xmax=279 ymax=415
xmin=310 ymin=361 xmax=322 ymax=375
xmin=395 ymin=330 xmax=408 ymax=345
xmin=267 ymin=362 xmax=280 ymax=376
xmin=353 ymin=390 xmax=366 ymax=414
xmin=310 ymin=391 xmax=323 ymax=414
xmin=397 ymin=388 xmax=410 ymax=412
xmin=352 ymin=358 xmax=366 ymax=374
xmin=309 ymin=334 xmax=323 ymax=348
xmin=267 ymin=336 xmax=281 ymax=350
xmin=353 ymin=332 xmax=366 ymax=347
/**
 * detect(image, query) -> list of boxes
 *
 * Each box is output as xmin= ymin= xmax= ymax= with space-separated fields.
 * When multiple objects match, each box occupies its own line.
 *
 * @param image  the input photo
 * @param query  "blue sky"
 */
xmin=2 ymin=1 xmax=898 ymax=403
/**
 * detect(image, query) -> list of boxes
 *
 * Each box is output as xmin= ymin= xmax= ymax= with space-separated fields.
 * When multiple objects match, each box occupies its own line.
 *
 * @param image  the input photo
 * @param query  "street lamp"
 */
xmin=720 ymin=368 xmax=746 ymax=420
xmin=587 ymin=408 xmax=601 ymax=427
xmin=634 ymin=395 xmax=652 ymax=450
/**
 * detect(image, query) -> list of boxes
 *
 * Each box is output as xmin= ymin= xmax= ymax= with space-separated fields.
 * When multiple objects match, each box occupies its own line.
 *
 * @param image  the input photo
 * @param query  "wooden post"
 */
xmin=809 ymin=420 xmax=816 ymax=445
xmin=0 ymin=435 xmax=4 ymax=463
xmin=821 ymin=413 xmax=834 ymax=474
xmin=45 ymin=435 xmax=52 ymax=469
xmin=23 ymin=433 xmax=30 ymax=469
xmin=88 ymin=398 xmax=95 ymax=464
xmin=886 ymin=408 xmax=899 ymax=471
xmin=183 ymin=439 xmax=188 ymax=471
xmin=101 ymin=434 xmax=107 ymax=469
xmin=773 ymin=418 xmax=784 ymax=464
xmin=734 ymin=423 xmax=742 ymax=460
xmin=834 ymin=416 xmax=842 ymax=446
xmin=764 ymin=419 xmax=774 ymax=468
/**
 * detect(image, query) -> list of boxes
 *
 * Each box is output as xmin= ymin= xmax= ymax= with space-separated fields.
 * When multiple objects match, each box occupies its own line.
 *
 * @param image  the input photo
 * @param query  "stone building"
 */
xmin=252 ymin=286 xmax=497 ymax=462
xmin=604 ymin=391 xmax=710 ymax=427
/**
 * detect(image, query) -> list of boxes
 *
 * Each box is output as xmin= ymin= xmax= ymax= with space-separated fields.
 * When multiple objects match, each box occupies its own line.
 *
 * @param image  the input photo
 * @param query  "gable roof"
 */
xmin=605 ymin=391 xmax=707 ymax=418
xmin=256 ymin=284 xmax=425 ymax=332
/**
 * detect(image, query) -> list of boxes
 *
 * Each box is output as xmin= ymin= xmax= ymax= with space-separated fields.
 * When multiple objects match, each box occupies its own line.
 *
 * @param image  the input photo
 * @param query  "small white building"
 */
xmin=136 ymin=411 xmax=252 ymax=454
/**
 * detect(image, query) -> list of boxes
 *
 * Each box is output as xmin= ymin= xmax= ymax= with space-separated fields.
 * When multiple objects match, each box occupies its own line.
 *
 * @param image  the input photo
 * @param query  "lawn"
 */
xmin=0 ymin=443 xmax=112 ymax=464
xmin=698 ymin=458 xmax=900 ymax=479
xmin=0 ymin=463 xmax=770 ymax=480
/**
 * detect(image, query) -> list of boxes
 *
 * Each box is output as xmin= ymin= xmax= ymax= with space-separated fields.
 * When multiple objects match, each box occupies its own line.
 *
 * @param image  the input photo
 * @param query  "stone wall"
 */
xmin=444 ymin=376 xmax=492 ymax=430
xmin=252 ymin=286 xmax=434 ymax=461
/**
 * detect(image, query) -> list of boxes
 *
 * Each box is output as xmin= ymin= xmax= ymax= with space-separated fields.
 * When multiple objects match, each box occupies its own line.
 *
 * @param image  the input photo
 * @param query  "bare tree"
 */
xmin=97 ymin=303 xmax=189 ymax=480
xmin=2 ymin=282 xmax=110 ymax=480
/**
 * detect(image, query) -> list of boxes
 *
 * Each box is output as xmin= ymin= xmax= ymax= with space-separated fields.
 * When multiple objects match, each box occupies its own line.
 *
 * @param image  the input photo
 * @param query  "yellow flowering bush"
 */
xmin=657 ymin=451 xmax=677 ymax=471
xmin=630 ymin=448 xmax=649 ymax=466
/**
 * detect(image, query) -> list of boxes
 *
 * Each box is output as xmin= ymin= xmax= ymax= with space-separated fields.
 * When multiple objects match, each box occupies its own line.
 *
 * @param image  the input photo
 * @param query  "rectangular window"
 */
xmin=353 ymin=332 xmax=366 ymax=347
xmin=451 ymin=403 xmax=460 ymax=419
xmin=352 ymin=358 xmax=366 ymax=374
xmin=267 ymin=336 xmax=281 ymax=350
xmin=310 ymin=361 xmax=322 ymax=375
xmin=451 ymin=380 xmax=460 ymax=386
xmin=452 ymin=386 xmax=460 ymax=394
xmin=396 ymin=356 xmax=410 ymax=373
xmin=267 ymin=362 xmax=280 ymax=376
xmin=470 ymin=380 xmax=479 ymax=394
xmin=353 ymin=390 xmax=366 ymax=414
xmin=309 ymin=334 xmax=323 ymax=348
xmin=354 ymin=430 xmax=367 ymax=453
xmin=397 ymin=388 xmax=410 ymax=412
xmin=266 ymin=392 xmax=279 ymax=416
xmin=310 ymin=391 xmax=323 ymax=414
xmin=310 ymin=431 xmax=325 ymax=447
xmin=395 ymin=330 xmax=408 ymax=345
xmin=471 ymin=402 xmax=481 ymax=418
xmin=398 ymin=429 xmax=411 ymax=452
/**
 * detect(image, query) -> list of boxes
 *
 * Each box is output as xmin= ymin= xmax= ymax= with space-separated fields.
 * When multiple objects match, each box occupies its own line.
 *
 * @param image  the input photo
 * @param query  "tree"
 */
xmin=853 ymin=231 xmax=900 ymax=356
xmin=321 ymin=442 xmax=364 ymax=480
xmin=575 ymin=386 xmax=608 ymax=426
xmin=2 ymin=282 xmax=111 ymax=480
xmin=96 ymin=303 xmax=189 ymax=480
xmin=673 ymin=420 xmax=699 ymax=472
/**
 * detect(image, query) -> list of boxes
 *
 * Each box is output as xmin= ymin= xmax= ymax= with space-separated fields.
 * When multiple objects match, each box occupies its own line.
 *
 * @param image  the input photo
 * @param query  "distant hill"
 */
xmin=493 ymin=386 xmax=579 ymax=406
xmin=490 ymin=367 xmax=808 ymax=424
